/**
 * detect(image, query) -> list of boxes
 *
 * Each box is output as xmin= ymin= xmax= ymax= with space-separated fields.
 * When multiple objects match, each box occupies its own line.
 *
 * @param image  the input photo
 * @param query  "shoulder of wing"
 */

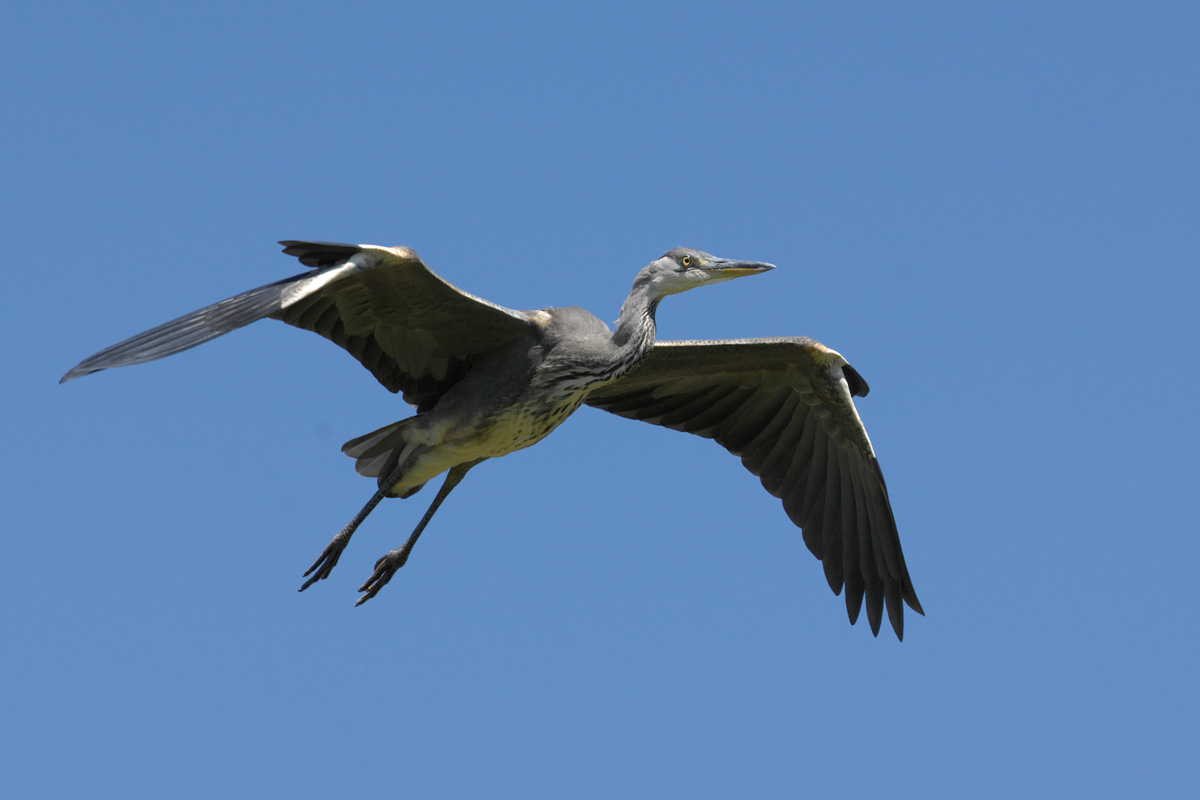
xmin=589 ymin=336 xmax=878 ymax=456
xmin=628 ymin=337 xmax=867 ymax=393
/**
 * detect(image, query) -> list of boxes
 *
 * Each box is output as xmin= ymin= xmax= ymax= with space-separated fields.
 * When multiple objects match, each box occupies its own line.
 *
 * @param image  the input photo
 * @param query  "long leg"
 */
xmin=355 ymin=460 xmax=481 ymax=606
xmin=299 ymin=445 xmax=422 ymax=591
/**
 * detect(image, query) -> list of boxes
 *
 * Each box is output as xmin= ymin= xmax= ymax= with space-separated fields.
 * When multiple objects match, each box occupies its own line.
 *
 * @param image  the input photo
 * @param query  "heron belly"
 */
xmin=390 ymin=394 xmax=588 ymax=495
xmin=466 ymin=394 xmax=588 ymax=457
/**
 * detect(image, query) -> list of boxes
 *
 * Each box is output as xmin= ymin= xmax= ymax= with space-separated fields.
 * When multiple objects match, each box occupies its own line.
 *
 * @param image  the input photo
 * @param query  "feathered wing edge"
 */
xmin=61 ymin=241 xmax=540 ymax=394
xmin=61 ymin=273 xmax=304 ymax=383
xmin=585 ymin=338 xmax=922 ymax=639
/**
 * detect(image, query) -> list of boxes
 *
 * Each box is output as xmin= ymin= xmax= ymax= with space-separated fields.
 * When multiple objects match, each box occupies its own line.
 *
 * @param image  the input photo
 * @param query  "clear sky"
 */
xmin=5 ymin=1 xmax=1198 ymax=797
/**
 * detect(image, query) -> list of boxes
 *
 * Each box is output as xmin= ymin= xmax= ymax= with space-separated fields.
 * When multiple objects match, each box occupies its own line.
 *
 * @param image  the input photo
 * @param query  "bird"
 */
xmin=62 ymin=240 xmax=923 ymax=638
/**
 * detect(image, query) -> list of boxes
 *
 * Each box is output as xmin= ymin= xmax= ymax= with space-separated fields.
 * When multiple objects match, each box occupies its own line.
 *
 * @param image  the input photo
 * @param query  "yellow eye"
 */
xmin=681 ymin=255 xmax=692 ymax=267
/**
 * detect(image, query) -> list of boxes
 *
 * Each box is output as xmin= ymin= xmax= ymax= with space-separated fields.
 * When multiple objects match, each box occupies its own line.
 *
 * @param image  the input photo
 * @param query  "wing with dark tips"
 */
xmin=62 ymin=241 xmax=538 ymax=407
xmin=585 ymin=337 xmax=921 ymax=640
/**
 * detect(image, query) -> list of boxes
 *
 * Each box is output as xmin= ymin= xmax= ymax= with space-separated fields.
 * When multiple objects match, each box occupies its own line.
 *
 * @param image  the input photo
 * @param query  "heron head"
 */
xmin=640 ymin=247 xmax=775 ymax=298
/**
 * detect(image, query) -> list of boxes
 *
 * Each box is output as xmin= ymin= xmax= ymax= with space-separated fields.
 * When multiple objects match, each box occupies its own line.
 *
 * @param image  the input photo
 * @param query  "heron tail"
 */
xmin=342 ymin=420 xmax=425 ymax=497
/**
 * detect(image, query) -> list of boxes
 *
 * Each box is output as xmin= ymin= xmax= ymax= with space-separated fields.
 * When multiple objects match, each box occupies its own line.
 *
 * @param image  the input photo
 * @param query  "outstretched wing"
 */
xmin=584 ymin=337 xmax=922 ymax=639
xmin=61 ymin=241 xmax=538 ymax=408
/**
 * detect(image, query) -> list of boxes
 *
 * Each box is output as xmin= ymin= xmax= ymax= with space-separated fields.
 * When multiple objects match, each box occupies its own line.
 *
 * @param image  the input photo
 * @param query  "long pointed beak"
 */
xmin=704 ymin=258 xmax=776 ymax=279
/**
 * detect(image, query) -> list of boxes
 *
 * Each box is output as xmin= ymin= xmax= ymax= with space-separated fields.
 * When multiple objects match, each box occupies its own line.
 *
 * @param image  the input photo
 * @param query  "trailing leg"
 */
xmin=299 ymin=444 xmax=421 ymax=591
xmin=356 ymin=460 xmax=481 ymax=606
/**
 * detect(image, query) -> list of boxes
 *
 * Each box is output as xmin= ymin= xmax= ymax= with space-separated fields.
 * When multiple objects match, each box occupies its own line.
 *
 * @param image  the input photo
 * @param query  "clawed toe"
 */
xmin=299 ymin=538 xmax=348 ymax=591
xmin=354 ymin=548 xmax=410 ymax=606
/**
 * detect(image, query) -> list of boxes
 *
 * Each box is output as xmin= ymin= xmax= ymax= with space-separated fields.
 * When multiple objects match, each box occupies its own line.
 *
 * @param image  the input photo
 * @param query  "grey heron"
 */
xmin=62 ymin=241 xmax=922 ymax=638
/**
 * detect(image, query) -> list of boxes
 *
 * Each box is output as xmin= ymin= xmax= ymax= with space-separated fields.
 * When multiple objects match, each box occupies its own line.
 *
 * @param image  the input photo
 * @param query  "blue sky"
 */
xmin=4 ymin=1 xmax=1198 ymax=796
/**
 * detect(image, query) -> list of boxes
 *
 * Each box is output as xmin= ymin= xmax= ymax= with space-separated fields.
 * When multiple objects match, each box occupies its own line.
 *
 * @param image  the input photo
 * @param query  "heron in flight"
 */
xmin=63 ymin=241 xmax=922 ymax=638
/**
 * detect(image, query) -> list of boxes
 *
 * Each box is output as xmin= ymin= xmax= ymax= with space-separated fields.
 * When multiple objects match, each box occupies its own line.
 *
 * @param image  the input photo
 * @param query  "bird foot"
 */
xmin=299 ymin=532 xmax=352 ymax=591
xmin=354 ymin=547 xmax=411 ymax=606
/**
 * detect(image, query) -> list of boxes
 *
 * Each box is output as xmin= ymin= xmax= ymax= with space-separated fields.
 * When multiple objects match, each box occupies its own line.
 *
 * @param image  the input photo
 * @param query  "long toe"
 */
xmin=299 ymin=550 xmax=338 ymax=591
xmin=354 ymin=548 xmax=407 ymax=606
xmin=299 ymin=568 xmax=325 ymax=592
xmin=299 ymin=535 xmax=353 ymax=591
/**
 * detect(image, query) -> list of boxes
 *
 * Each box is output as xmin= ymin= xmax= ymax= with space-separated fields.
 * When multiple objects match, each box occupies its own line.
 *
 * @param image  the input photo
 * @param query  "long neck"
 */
xmin=609 ymin=280 xmax=660 ymax=371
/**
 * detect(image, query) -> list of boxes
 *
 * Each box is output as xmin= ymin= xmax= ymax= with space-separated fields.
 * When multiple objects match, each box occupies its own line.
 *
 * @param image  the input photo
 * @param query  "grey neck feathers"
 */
xmin=538 ymin=279 xmax=661 ymax=397
xmin=610 ymin=280 xmax=660 ymax=367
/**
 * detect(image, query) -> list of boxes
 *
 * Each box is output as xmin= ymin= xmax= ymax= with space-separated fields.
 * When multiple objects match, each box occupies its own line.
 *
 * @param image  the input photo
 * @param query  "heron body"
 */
xmin=63 ymin=241 xmax=923 ymax=638
xmin=346 ymin=306 xmax=622 ymax=498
